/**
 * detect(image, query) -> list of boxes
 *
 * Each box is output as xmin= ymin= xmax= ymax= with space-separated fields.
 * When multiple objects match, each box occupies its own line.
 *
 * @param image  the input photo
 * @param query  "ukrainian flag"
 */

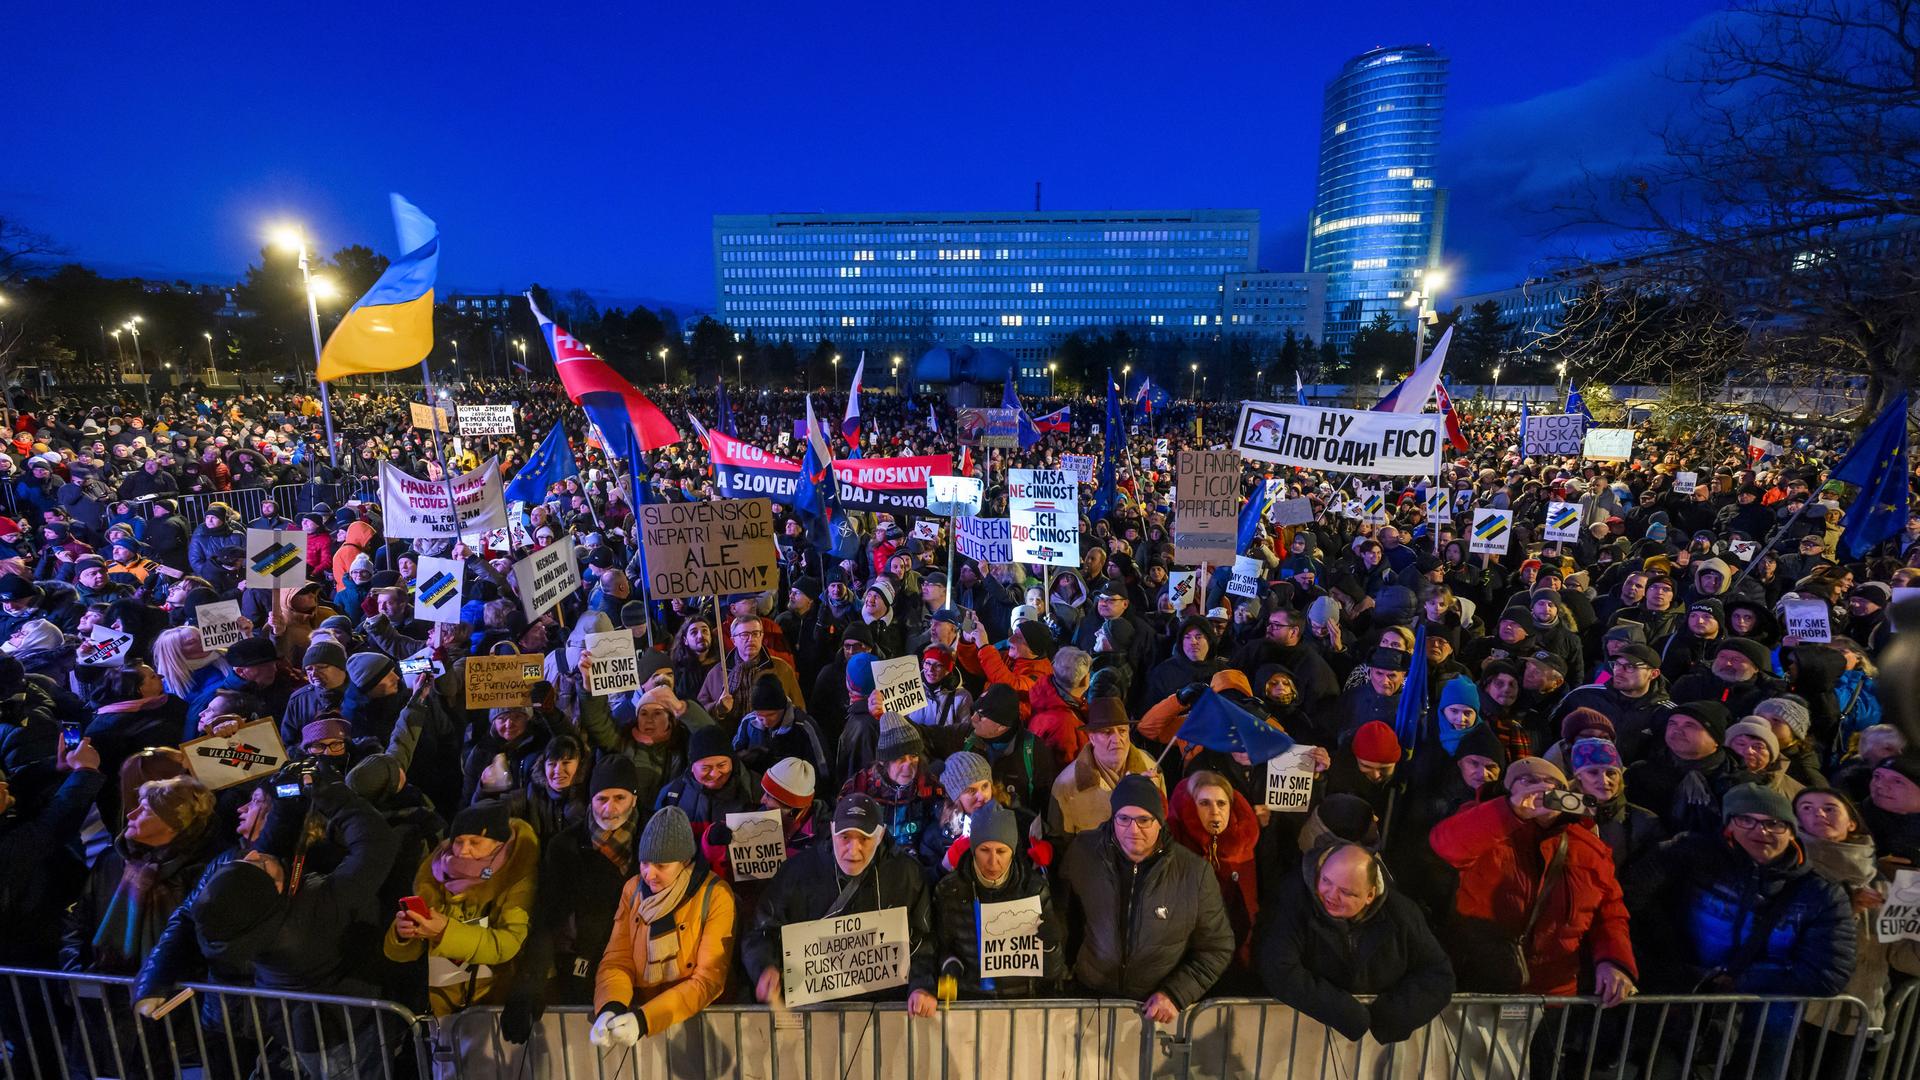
xmin=317 ymin=194 xmax=439 ymax=382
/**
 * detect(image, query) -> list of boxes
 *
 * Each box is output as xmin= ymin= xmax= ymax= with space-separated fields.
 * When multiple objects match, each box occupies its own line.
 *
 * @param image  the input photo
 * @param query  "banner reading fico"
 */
xmin=1233 ymin=402 xmax=1444 ymax=476
xmin=380 ymin=458 xmax=508 ymax=539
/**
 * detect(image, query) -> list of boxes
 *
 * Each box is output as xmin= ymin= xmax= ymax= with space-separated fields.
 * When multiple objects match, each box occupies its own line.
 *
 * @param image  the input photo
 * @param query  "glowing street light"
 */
xmin=1121 ymin=363 xmax=1132 ymax=399
xmin=204 ymin=331 xmax=218 ymax=383
xmin=832 ymin=352 xmax=841 ymax=393
xmin=267 ymin=223 xmax=337 ymax=454
xmin=736 ymin=352 xmax=744 ymax=384
xmin=1189 ymin=361 xmax=1199 ymax=399
xmin=1048 ymin=360 xmax=1057 ymax=396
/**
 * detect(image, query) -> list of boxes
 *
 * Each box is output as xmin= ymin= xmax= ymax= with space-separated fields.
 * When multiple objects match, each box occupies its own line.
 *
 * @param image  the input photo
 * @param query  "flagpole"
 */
xmin=419 ymin=357 xmax=466 ymax=543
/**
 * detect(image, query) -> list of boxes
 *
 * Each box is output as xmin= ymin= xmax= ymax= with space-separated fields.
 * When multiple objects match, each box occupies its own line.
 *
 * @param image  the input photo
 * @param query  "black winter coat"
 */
xmin=740 ymin=844 xmax=935 ymax=996
xmin=931 ymin=853 xmax=1064 ymax=998
xmin=514 ymin=817 xmax=641 ymax=1005
xmin=0 ymin=767 xmax=106 ymax=966
xmin=1053 ymin=825 xmax=1234 ymax=1006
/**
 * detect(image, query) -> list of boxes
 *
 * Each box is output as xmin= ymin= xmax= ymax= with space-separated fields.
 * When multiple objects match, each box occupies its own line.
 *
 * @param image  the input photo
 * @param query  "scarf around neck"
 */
xmin=634 ymin=864 xmax=694 ymax=986
xmin=433 ymin=838 xmax=510 ymax=895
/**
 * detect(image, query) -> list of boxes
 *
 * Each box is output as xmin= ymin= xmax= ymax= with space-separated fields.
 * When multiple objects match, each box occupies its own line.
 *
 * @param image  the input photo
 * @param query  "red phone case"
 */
xmin=400 ymin=895 xmax=429 ymax=918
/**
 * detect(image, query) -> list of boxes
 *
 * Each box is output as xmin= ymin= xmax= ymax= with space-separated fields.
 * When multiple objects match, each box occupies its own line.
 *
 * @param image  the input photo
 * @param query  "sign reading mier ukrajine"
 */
xmin=638 ymin=498 xmax=780 ymax=601
xmin=976 ymin=896 xmax=1045 ymax=978
xmin=1470 ymin=509 xmax=1513 ymax=555
xmin=244 ymin=529 xmax=307 ymax=588
xmin=1008 ymin=469 xmax=1080 ymax=567
xmin=780 ymin=907 xmax=910 ymax=1007
xmin=1544 ymin=502 xmax=1583 ymax=543
xmin=955 ymin=516 xmax=1011 ymax=564
xmin=457 ymin=404 xmax=516 ymax=437
xmin=583 ymin=630 xmax=640 ymax=696
xmin=1174 ymin=450 xmax=1241 ymax=564
xmin=724 ymin=810 xmax=787 ymax=882
xmin=1522 ymin=413 xmax=1586 ymax=457
xmin=1232 ymin=402 xmax=1444 ymax=476
xmin=1265 ymin=745 xmax=1319 ymax=812
xmin=512 ymin=535 xmax=578 ymax=622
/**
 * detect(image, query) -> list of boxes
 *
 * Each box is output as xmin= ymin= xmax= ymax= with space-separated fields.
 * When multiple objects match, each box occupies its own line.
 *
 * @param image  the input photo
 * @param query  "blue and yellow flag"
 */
xmin=317 ymin=194 xmax=439 ymax=382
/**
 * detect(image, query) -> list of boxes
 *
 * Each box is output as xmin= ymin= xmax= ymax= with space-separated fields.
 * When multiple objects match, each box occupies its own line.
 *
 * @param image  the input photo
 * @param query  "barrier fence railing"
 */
xmin=0 ymin=966 xmax=1898 ymax=1080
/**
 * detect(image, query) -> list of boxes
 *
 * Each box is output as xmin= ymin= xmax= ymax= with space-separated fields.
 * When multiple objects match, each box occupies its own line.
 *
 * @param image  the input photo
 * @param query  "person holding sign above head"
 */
xmin=930 ymin=802 xmax=1064 ymax=1000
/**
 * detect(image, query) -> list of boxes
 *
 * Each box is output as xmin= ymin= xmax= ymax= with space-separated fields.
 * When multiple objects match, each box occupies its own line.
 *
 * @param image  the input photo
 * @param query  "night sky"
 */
xmin=4 ymin=0 xmax=1728 ymax=311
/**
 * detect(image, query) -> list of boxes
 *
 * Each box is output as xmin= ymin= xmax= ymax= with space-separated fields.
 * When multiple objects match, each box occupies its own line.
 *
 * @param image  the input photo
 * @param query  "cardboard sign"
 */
xmin=1673 ymin=471 xmax=1699 ymax=495
xmin=724 ymin=809 xmax=788 ymax=882
xmin=1582 ymin=427 xmax=1635 ymax=462
xmin=458 ymin=404 xmax=516 ymax=437
xmin=910 ymin=520 xmax=941 ymax=542
xmin=1265 ymin=745 xmax=1319 ymax=812
xmin=781 ymin=907 xmax=911 ymax=1007
xmin=638 ymin=498 xmax=780 ymax=602
xmin=1470 ymin=509 xmax=1513 ymax=555
xmin=976 ymin=895 xmax=1045 ymax=978
xmin=1173 ymin=450 xmax=1241 ymax=564
xmin=409 ymin=401 xmax=451 ymax=432
xmin=512 ymin=536 xmax=579 ymax=622
xmin=1226 ymin=555 xmax=1262 ymax=599
xmin=1522 ymin=413 xmax=1586 ymax=457
xmin=870 ymin=654 xmax=927 ymax=717
xmin=195 ymin=600 xmax=247 ymax=652
xmin=1876 ymin=871 xmax=1920 ymax=944
xmin=925 ymin=475 xmax=984 ymax=517
xmin=76 ymin=625 xmax=135 ymax=667
xmin=380 ymin=458 xmax=508 ymax=539
xmin=1008 ymin=468 xmax=1079 ymax=567
xmin=955 ymin=516 xmax=1011 ymax=564
xmin=415 ymin=556 xmax=465 ymax=624
xmin=465 ymin=654 xmax=544 ymax=709
xmin=182 ymin=720 xmax=289 ymax=791
xmin=1233 ymin=401 xmax=1445 ymax=476
xmin=244 ymin=528 xmax=306 ymax=588
xmin=1269 ymin=497 xmax=1317 ymax=527
xmin=1781 ymin=598 xmax=1832 ymax=643
xmin=1061 ymin=453 xmax=1097 ymax=485
xmin=583 ymin=630 xmax=641 ymax=696
xmin=1167 ymin=571 xmax=1197 ymax=613
xmin=1544 ymin=501 xmax=1583 ymax=543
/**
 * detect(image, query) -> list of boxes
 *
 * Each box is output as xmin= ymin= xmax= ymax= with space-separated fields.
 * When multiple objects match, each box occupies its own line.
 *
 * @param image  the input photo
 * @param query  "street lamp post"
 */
xmin=1047 ymin=361 xmax=1057 ymax=396
xmin=1121 ymin=364 xmax=1131 ymax=399
xmin=1404 ymin=269 xmax=1449 ymax=370
xmin=659 ymin=346 xmax=669 ymax=385
xmin=1492 ymin=365 xmax=1503 ymax=399
xmin=891 ymin=353 xmax=902 ymax=395
xmin=204 ymin=331 xmax=218 ymax=385
xmin=737 ymin=352 xmax=744 ymax=385
xmin=1376 ymin=366 xmax=1385 ymax=385
xmin=125 ymin=318 xmax=149 ymax=409
xmin=1189 ymin=362 xmax=1199 ymax=399
xmin=271 ymin=227 xmax=339 ymax=462
xmin=831 ymin=353 xmax=840 ymax=393
xmin=1556 ymin=362 xmax=1570 ymax=400
xmin=110 ymin=329 xmax=126 ymax=371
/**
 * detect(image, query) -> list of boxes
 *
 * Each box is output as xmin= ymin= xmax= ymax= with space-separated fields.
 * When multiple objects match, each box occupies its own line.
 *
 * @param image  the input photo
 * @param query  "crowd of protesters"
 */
xmin=0 ymin=374 xmax=1915 ymax=1078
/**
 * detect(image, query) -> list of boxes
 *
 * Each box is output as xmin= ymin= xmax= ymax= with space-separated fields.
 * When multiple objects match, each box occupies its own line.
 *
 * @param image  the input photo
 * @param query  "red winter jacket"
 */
xmin=1168 ymin=776 xmax=1263 ymax=969
xmin=1026 ymin=674 xmax=1087 ymax=763
xmin=1428 ymin=795 xmax=1638 ymax=996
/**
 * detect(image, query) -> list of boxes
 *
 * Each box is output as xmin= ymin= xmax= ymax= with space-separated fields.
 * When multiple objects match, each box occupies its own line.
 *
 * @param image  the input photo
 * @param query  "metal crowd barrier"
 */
xmin=168 ymin=482 xmax=354 ymax=528
xmin=0 ymin=966 xmax=431 ymax=1080
xmin=1873 ymin=981 xmax=1919 ymax=1080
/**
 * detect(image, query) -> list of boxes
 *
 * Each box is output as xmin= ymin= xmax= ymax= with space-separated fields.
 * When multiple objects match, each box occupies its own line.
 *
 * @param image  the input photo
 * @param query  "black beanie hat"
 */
xmin=974 ymin=683 xmax=1021 ymax=730
xmin=192 ymin=861 xmax=282 ymax=942
xmin=448 ymin=799 xmax=513 ymax=842
xmin=687 ymin=724 xmax=732 ymax=763
xmin=1451 ymin=722 xmax=1508 ymax=768
xmin=1672 ymin=699 xmax=1733 ymax=744
xmin=749 ymin=673 xmax=788 ymax=711
xmin=590 ymin=756 xmax=641 ymax=797
xmin=1110 ymin=774 xmax=1165 ymax=825
xmin=1016 ymin=619 xmax=1056 ymax=658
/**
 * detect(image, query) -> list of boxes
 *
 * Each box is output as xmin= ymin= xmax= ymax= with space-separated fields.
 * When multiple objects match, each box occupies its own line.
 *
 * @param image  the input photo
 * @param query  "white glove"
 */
xmin=588 ymin=1011 xmax=617 ymax=1048
xmin=606 ymin=1012 xmax=641 ymax=1047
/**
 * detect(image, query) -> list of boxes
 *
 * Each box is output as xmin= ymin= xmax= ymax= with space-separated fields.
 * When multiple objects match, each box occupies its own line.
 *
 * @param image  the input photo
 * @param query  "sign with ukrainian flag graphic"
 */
xmin=1470 ymin=508 xmax=1513 ymax=555
xmin=244 ymin=529 xmax=307 ymax=588
xmin=1360 ymin=488 xmax=1388 ymax=526
xmin=414 ymin=556 xmax=465 ymax=624
xmin=1543 ymin=502 xmax=1583 ymax=543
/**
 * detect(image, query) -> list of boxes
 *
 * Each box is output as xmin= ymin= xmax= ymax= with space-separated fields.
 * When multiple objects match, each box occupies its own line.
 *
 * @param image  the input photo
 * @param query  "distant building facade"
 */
xmin=1223 ymin=272 xmax=1327 ymax=344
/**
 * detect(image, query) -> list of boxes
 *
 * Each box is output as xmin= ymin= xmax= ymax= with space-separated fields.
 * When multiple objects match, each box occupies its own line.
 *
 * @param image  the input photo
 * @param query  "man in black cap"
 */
xmin=1627 ymin=700 xmax=1739 ymax=834
xmin=1670 ymin=637 xmax=1783 ymax=718
xmin=282 ymin=640 xmax=351 ymax=748
xmin=1329 ymin=646 xmax=1409 ymax=749
xmin=1551 ymin=642 xmax=1677 ymax=762
xmin=1054 ymin=775 xmax=1233 ymax=1023
xmin=741 ymin=792 xmax=934 ymax=1011
xmin=1074 ymin=582 xmax=1156 ymax=681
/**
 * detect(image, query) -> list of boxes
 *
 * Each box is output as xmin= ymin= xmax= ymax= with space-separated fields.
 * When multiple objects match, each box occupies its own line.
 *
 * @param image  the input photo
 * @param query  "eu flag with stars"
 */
xmin=1175 ymin=688 xmax=1295 ymax=763
xmin=1091 ymin=369 xmax=1123 ymax=522
xmin=504 ymin=422 xmax=576 ymax=505
xmin=1832 ymin=391 xmax=1911 ymax=559
xmin=1392 ymin=622 xmax=1429 ymax=753
xmin=1236 ymin=477 xmax=1282 ymax=555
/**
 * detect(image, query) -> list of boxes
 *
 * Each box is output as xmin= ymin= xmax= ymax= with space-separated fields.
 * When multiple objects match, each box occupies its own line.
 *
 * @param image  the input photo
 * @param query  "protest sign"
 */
xmin=414 ymin=556 xmax=464 ymax=623
xmin=380 ymin=458 xmax=508 ymax=539
xmin=1233 ymin=402 xmax=1445 ymax=476
xmin=956 ymin=407 xmax=1019 ymax=448
xmin=832 ymin=456 xmax=955 ymax=515
xmin=870 ymin=654 xmax=927 ymax=717
xmin=1781 ymin=598 xmax=1832 ymax=643
xmin=724 ymin=810 xmax=788 ymax=882
xmin=780 ymin=907 xmax=911 ymax=1007
xmin=1895 ymin=586 xmax=1920 ymax=609
xmin=1265 ymin=745 xmax=1319 ymax=812
xmin=976 ymin=896 xmax=1045 ymax=978
xmin=465 ymin=654 xmax=544 ymax=709
xmin=1673 ymin=471 xmax=1698 ymax=495
xmin=1470 ymin=509 xmax=1513 ymax=555
xmin=409 ymin=401 xmax=450 ymax=432
xmin=182 ymin=721 xmax=289 ymax=791
xmin=76 ymin=625 xmax=135 ymax=667
xmin=1226 ymin=555 xmax=1262 ymax=599
xmin=1522 ymin=413 xmax=1586 ymax=457
xmin=1543 ymin=502 xmax=1583 ymax=543
xmin=910 ymin=520 xmax=941 ymax=542
xmin=512 ymin=536 xmax=579 ymax=622
xmin=1008 ymin=469 xmax=1079 ymax=567
xmin=925 ymin=475 xmax=984 ymax=517
xmin=1168 ymin=571 xmax=1198 ymax=613
xmin=955 ymin=516 xmax=1011 ymax=564
xmin=1426 ymin=487 xmax=1451 ymax=520
xmin=1359 ymin=488 xmax=1388 ymax=526
xmin=195 ymin=600 xmax=247 ymax=652
xmin=244 ymin=529 xmax=306 ymax=588
xmin=1876 ymin=871 xmax=1920 ymax=944
xmin=457 ymin=404 xmax=516 ymax=437
xmin=1582 ymin=428 xmax=1635 ymax=462
xmin=1061 ymin=453 xmax=1097 ymax=485
xmin=1173 ymin=450 xmax=1241 ymax=564
xmin=1270 ymin=497 xmax=1317 ymax=527
xmin=637 ymin=498 xmax=779 ymax=602
xmin=702 ymin=427 xmax=801 ymax=502
xmin=583 ymin=630 xmax=641 ymax=696
xmin=1729 ymin=539 xmax=1759 ymax=563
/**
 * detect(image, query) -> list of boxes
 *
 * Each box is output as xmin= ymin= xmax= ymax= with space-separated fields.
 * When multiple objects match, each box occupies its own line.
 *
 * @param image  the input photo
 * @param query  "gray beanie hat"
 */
xmin=346 ymin=753 xmax=402 ymax=801
xmin=876 ymin=713 xmax=925 ymax=762
xmin=1754 ymin=696 xmax=1812 ymax=742
xmin=1309 ymin=595 xmax=1342 ymax=625
xmin=302 ymin=641 xmax=347 ymax=670
xmin=1722 ymin=782 xmax=1794 ymax=825
xmin=969 ymin=802 xmax=1019 ymax=852
xmin=346 ymin=651 xmax=394 ymax=693
xmin=941 ymin=752 xmax=993 ymax=797
xmin=635 ymin=805 xmax=696 ymax=864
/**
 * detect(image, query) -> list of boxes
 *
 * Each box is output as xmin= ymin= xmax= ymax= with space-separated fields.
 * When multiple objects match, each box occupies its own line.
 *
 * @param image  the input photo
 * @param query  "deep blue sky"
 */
xmin=3 ymin=0 xmax=1728 ymax=311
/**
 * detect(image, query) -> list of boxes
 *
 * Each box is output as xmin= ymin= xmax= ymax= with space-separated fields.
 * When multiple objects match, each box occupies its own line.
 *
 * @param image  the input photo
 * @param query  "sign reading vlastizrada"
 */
xmin=1008 ymin=468 xmax=1080 ymax=566
xmin=1233 ymin=402 xmax=1445 ymax=476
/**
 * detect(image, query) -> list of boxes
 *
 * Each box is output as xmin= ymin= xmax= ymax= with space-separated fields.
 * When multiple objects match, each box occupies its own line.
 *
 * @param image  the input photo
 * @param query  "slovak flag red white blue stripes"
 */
xmin=841 ymin=353 xmax=866 ymax=446
xmin=1033 ymin=406 xmax=1071 ymax=434
xmin=1433 ymin=380 xmax=1470 ymax=452
xmin=525 ymin=293 xmax=681 ymax=454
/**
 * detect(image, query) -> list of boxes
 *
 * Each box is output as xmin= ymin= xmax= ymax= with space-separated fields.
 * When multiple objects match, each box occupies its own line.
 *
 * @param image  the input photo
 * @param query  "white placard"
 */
xmin=244 ymin=529 xmax=307 ymax=588
xmin=910 ymin=520 xmax=941 ymax=542
xmin=1269 ymin=496 xmax=1317 ymax=527
xmin=1781 ymin=598 xmax=1832 ymax=643
xmin=1729 ymin=539 xmax=1759 ymax=563
xmin=1008 ymin=468 xmax=1079 ymax=567
xmin=181 ymin=720 xmax=290 ymax=791
xmin=1167 ymin=571 xmax=1197 ymax=613
xmin=1470 ymin=509 xmax=1513 ymax=555
xmin=955 ymin=516 xmax=1011 ymax=564
xmin=1582 ymin=428 xmax=1635 ymax=462
xmin=1359 ymin=488 xmax=1388 ymax=526
xmin=1522 ymin=413 xmax=1586 ymax=457
xmin=870 ymin=654 xmax=927 ymax=717
xmin=1265 ymin=745 xmax=1319 ymax=812
xmin=75 ymin=624 xmax=135 ymax=667
xmin=1061 ymin=454 xmax=1097 ymax=485
xmin=780 ymin=907 xmax=911 ymax=1007
xmin=380 ymin=457 xmax=509 ymax=539
xmin=1876 ymin=871 xmax=1920 ymax=943
xmin=415 ymin=556 xmax=465 ymax=624
xmin=1673 ymin=471 xmax=1698 ymax=495
xmin=458 ymin=404 xmax=517 ymax=437
xmin=1544 ymin=501 xmax=1583 ymax=543
xmin=977 ymin=895 xmax=1045 ymax=978
xmin=195 ymin=600 xmax=247 ymax=652
xmin=1226 ymin=555 xmax=1262 ymax=599
xmin=1426 ymin=487 xmax=1451 ymax=520
xmin=724 ymin=809 xmax=787 ymax=882
xmin=513 ymin=535 xmax=579 ymax=622
xmin=583 ymin=629 xmax=640 ymax=696
xmin=1233 ymin=402 xmax=1446 ymax=476
xmin=925 ymin=475 xmax=984 ymax=518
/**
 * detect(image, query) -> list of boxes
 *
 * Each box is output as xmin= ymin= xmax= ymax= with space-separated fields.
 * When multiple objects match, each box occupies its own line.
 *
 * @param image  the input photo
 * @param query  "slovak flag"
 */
xmin=1434 ymin=379 xmax=1470 ymax=453
xmin=1134 ymin=378 xmax=1155 ymax=413
xmin=1748 ymin=437 xmax=1782 ymax=464
xmin=1033 ymin=406 xmax=1071 ymax=434
xmin=525 ymin=293 xmax=680 ymax=456
xmin=841 ymin=352 xmax=866 ymax=447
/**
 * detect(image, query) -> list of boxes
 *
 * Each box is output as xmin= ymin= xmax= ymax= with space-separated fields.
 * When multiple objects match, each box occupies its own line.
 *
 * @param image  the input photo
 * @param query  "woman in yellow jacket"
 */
xmin=386 ymin=801 xmax=540 ymax=1015
xmin=587 ymin=807 xmax=736 ymax=1048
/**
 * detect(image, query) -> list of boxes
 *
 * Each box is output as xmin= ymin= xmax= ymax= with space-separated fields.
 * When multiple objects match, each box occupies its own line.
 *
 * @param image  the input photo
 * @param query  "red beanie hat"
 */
xmin=1352 ymin=721 xmax=1403 ymax=765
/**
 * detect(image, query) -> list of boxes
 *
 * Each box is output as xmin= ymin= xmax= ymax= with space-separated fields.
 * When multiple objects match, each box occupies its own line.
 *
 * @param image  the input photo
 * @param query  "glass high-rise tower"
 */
xmin=1306 ymin=44 xmax=1448 ymax=351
